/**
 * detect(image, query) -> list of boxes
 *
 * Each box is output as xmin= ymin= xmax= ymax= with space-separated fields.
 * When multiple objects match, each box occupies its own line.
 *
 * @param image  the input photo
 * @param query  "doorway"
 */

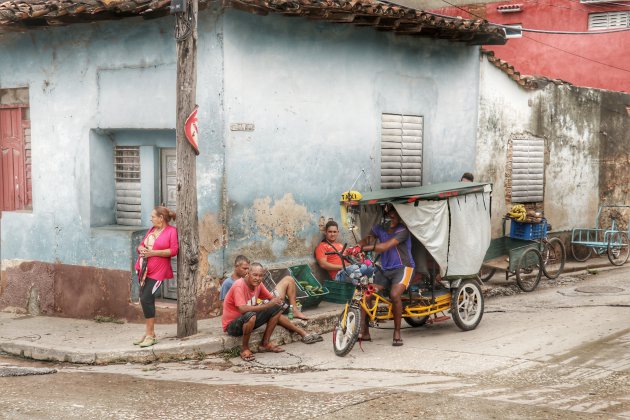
xmin=160 ymin=148 xmax=178 ymax=299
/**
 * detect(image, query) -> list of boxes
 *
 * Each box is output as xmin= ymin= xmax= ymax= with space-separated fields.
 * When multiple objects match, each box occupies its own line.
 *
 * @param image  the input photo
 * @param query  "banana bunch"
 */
xmin=508 ymin=204 xmax=527 ymax=222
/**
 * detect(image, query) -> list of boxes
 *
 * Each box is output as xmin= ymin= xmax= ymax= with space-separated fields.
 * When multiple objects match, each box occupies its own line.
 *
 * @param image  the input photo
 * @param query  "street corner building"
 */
xmin=2 ymin=0 xmax=508 ymax=321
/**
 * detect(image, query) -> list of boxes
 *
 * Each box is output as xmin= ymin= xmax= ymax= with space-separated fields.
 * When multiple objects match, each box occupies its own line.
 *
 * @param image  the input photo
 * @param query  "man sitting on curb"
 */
xmin=222 ymin=262 xmax=323 ymax=362
xmin=221 ymin=255 xmax=308 ymax=320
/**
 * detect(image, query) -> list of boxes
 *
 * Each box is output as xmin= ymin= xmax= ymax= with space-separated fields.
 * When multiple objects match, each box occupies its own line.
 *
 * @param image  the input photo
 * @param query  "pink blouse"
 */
xmin=135 ymin=225 xmax=179 ymax=281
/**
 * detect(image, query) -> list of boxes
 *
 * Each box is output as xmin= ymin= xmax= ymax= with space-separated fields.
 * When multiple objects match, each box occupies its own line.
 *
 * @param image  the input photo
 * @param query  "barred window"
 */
xmin=114 ymin=146 xmax=141 ymax=225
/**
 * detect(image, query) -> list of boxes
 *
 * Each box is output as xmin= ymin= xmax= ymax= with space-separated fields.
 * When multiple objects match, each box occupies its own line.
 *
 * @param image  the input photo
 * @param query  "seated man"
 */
xmin=221 ymin=255 xmax=308 ymax=320
xmin=222 ymin=262 xmax=322 ymax=362
xmin=314 ymin=220 xmax=344 ymax=280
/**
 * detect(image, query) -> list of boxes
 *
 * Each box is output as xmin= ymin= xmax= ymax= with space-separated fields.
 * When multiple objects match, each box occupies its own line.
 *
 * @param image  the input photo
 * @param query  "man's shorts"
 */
xmin=374 ymin=266 xmax=414 ymax=290
xmin=226 ymin=304 xmax=284 ymax=337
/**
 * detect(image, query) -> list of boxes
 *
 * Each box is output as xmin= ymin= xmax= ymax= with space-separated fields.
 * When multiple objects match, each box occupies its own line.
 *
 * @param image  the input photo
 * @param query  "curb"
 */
xmin=0 ymin=310 xmax=342 ymax=365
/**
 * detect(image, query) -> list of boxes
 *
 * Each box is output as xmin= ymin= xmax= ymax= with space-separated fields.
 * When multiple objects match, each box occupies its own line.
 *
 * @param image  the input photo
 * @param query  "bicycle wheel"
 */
xmin=451 ymin=279 xmax=484 ymax=331
xmin=571 ymin=243 xmax=592 ymax=262
xmin=542 ymin=238 xmax=566 ymax=279
xmin=515 ymin=248 xmax=543 ymax=292
xmin=333 ymin=305 xmax=361 ymax=357
xmin=607 ymin=232 xmax=630 ymax=266
xmin=479 ymin=267 xmax=497 ymax=283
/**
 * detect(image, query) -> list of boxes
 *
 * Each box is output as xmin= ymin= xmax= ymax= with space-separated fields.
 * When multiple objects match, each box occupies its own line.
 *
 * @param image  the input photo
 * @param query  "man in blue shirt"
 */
xmin=358 ymin=205 xmax=415 ymax=346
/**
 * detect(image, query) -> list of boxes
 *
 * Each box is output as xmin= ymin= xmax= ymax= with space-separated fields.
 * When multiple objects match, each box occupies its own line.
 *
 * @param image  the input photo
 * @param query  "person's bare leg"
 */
xmin=276 ymin=277 xmax=308 ymax=320
xmin=241 ymin=316 xmax=256 ymax=359
xmin=390 ymin=283 xmax=407 ymax=343
xmin=360 ymin=284 xmax=382 ymax=341
xmin=260 ymin=310 xmax=283 ymax=351
xmin=145 ymin=318 xmax=156 ymax=338
xmin=277 ymin=315 xmax=307 ymax=337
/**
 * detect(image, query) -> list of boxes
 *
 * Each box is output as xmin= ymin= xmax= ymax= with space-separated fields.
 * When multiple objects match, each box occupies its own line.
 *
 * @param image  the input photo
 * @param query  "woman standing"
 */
xmin=134 ymin=206 xmax=179 ymax=348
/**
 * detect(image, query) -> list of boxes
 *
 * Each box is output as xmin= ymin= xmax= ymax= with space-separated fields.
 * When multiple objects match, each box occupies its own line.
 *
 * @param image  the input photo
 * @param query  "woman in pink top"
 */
xmin=133 ymin=206 xmax=179 ymax=348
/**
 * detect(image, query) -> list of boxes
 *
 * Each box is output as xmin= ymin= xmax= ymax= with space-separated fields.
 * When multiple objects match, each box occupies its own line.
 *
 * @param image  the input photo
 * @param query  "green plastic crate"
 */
xmin=322 ymin=280 xmax=356 ymax=304
xmin=288 ymin=264 xmax=329 ymax=308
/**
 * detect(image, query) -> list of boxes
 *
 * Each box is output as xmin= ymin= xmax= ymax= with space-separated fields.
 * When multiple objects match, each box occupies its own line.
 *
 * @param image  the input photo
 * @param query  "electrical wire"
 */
xmin=413 ymin=0 xmax=630 ymax=35
xmin=521 ymin=33 xmax=630 ymax=73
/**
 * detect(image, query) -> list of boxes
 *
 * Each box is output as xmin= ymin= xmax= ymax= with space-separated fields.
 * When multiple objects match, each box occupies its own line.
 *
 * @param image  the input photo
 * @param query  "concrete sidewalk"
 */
xmin=0 ymin=258 xmax=615 ymax=365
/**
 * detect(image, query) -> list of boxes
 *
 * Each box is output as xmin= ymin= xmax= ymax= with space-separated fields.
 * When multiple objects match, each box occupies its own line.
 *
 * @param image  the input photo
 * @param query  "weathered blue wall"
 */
xmin=1 ymin=7 xmax=479 ymax=284
xmin=0 ymin=13 xmax=225 ymax=274
xmin=219 ymin=10 xmax=480 ymax=268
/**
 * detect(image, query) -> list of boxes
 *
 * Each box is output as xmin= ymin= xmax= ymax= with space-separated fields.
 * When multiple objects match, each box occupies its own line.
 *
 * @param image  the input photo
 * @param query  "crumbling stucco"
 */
xmin=198 ymin=212 xmax=226 ymax=277
xmin=246 ymin=193 xmax=312 ymax=240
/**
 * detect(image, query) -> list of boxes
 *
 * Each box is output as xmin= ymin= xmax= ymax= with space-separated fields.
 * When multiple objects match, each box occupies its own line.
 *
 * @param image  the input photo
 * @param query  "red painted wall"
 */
xmin=431 ymin=1 xmax=630 ymax=93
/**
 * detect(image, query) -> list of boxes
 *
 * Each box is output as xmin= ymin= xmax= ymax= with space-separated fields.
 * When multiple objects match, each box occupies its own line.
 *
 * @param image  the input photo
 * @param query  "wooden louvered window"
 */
xmin=380 ymin=113 xmax=423 ymax=189
xmin=114 ymin=146 xmax=141 ymax=226
xmin=511 ymin=137 xmax=544 ymax=203
xmin=588 ymin=11 xmax=629 ymax=30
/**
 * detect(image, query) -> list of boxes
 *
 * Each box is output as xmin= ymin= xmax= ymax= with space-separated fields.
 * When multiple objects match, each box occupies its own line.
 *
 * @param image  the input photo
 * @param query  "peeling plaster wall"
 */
xmin=221 ymin=10 xmax=482 ymax=268
xmin=477 ymin=57 xmax=630 ymax=237
xmin=1 ymin=8 xmax=484 ymax=317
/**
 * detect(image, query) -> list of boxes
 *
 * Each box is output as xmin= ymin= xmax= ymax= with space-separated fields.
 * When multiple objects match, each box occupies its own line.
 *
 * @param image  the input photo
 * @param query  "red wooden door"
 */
xmin=0 ymin=108 xmax=26 ymax=211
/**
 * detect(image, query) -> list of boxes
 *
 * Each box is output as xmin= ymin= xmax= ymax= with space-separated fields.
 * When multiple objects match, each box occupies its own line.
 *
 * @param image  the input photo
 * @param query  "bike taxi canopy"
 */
xmin=341 ymin=182 xmax=492 ymax=278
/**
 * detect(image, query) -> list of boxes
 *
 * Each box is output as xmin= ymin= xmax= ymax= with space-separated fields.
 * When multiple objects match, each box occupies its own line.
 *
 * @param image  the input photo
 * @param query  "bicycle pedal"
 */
xmin=430 ymin=315 xmax=451 ymax=323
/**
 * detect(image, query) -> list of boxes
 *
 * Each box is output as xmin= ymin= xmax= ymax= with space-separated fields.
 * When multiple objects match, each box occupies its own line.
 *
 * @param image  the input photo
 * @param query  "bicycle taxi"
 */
xmin=332 ymin=181 xmax=492 ymax=356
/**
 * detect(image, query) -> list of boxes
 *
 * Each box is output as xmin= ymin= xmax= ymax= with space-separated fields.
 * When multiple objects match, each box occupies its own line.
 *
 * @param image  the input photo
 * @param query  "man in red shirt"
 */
xmin=315 ymin=220 xmax=344 ymax=280
xmin=222 ymin=262 xmax=322 ymax=362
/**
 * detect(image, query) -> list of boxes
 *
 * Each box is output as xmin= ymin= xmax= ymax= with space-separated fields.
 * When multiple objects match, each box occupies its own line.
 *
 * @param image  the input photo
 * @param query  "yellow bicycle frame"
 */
xmin=359 ymin=290 xmax=452 ymax=321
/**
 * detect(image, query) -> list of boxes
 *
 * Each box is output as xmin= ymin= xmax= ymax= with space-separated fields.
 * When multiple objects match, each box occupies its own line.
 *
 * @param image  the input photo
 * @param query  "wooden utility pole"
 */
xmin=175 ymin=0 xmax=199 ymax=337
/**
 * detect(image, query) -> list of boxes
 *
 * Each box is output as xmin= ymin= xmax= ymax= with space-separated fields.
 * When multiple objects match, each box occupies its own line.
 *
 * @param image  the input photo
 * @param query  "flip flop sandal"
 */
xmin=392 ymin=338 xmax=404 ymax=347
xmin=240 ymin=352 xmax=255 ymax=362
xmin=358 ymin=335 xmax=372 ymax=342
xmin=302 ymin=333 xmax=323 ymax=344
xmin=139 ymin=336 xmax=158 ymax=348
xmin=133 ymin=336 xmax=146 ymax=346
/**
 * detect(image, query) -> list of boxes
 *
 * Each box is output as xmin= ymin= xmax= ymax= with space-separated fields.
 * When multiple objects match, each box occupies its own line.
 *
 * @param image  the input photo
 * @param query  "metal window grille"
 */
xmin=380 ymin=113 xmax=423 ymax=189
xmin=114 ymin=146 xmax=142 ymax=226
xmin=511 ymin=137 xmax=544 ymax=203
xmin=588 ymin=11 xmax=629 ymax=30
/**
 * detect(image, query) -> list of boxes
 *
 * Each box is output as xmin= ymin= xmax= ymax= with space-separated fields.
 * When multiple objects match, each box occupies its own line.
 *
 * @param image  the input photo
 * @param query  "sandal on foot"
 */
xmin=133 ymin=336 xmax=146 ymax=346
xmin=240 ymin=351 xmax=255 ymax=362
xmin=259 ymin=344 xmax=285 ymax=353
xmin=139 ymin=336 xmax=158 ymax=348
xmin=392 ymin=338 xmax=404 ymax=347
xmin=302 ymin=333 xmax=323 ymax=344
xmin=358 ymin=335 xmax=372 ymax=342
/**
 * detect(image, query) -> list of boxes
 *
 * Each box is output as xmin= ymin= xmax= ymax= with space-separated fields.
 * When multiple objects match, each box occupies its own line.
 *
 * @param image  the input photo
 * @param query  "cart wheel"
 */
xmin=571 ymin=243 xmax=592 ymax=262
xmin=404 ymin=316 xmax=429 ymax=327
xmin=515 ymin=248 xmax=543 ymax=292
xmin=333 ymin=305 xmax=361 ymax=357
xmin=542 ymin=238 xmax=566 ymax=279
xmin=607 ymin=232 xmax=630 ymax=266
xmin=451 ymin=279 xmax=484 ymax=331
xmin=479 ymin=267 xmax=497 ymax=282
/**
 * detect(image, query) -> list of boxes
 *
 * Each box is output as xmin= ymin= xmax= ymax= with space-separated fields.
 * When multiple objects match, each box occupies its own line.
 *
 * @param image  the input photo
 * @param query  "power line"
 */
xmin=521 ymin=33 xmax=630 ymax=74
xmin=419 ymin=0 xmax=630 ymax=34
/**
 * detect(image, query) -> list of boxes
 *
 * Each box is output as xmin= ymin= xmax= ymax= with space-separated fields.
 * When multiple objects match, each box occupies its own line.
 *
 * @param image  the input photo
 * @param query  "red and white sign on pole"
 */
xmin=184 ymin=105 xmax=200 ymax=156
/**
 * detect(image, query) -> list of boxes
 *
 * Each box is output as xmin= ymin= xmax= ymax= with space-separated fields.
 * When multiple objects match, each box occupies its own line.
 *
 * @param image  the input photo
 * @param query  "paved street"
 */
xmin=1 ymin=266 xmax=629 ymax=419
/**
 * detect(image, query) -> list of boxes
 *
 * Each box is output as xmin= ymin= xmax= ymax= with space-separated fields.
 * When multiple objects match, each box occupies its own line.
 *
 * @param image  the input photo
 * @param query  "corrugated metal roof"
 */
xmin=0 ymin=0 xmax=506 ymax=45
xmin=342 ymin=181 xmax=492 ymax=205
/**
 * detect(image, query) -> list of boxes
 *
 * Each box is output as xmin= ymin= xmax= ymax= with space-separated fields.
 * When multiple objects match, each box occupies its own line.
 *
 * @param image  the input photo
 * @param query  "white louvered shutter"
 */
xmin=381 ymin=113 xmax=423 ymax=189
xmin=511 ymin=137 xmax=544 ymax=203
xmin=589 ymin=12 xmax=629 ymax=30
xmin=114 ymin=146 xmax=142 ymax=226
